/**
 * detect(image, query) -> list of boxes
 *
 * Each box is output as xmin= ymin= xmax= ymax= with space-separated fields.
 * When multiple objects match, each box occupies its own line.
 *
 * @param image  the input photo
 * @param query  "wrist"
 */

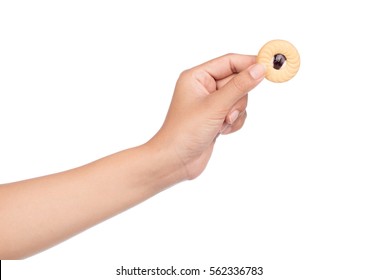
xmin=142 ymin=138 xmax=188 ymax=190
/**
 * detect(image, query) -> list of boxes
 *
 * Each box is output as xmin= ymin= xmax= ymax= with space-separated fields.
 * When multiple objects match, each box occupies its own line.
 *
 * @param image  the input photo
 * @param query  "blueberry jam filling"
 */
xmin=273 ymin=54 xmax=286 ymax=70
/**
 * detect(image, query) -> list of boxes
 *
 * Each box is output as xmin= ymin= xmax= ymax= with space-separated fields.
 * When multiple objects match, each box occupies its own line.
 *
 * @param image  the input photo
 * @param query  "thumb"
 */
xmin=213 ymin=63 xmax=265 ymax=111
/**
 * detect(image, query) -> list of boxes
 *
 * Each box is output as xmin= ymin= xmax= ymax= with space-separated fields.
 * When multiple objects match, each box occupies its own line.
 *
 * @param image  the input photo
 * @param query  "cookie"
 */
xmin=257 ymin=40 xmax=300 ymax=83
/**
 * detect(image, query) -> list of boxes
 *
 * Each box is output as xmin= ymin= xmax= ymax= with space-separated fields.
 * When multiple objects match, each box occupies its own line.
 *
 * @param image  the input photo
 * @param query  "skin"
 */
xmin=0 ymin=54 xmax=265 ymax=259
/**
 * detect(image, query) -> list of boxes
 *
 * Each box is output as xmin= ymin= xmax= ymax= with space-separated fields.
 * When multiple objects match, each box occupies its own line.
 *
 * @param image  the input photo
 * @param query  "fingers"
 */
xmin=221 ymin=111 xmax=248 ymax=135
xmin=219 ymin=96 xmax=248 ymax=135
xmin=210 ymin=63 xmax=265 ymax=113
xmin=225 ymin=95 xmax=248 ymax=125
xmin=216 ymin=74 xmax=236 ymax=90
xmin=220 ymin=96 xmax=248 ymax=134
xmin=193 ymin=53 xmax=257 ymax=81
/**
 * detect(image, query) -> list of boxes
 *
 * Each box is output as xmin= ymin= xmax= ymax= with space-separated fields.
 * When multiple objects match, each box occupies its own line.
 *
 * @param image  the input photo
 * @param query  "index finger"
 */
xmin=193 ymin=53 xmax=257 ymax=81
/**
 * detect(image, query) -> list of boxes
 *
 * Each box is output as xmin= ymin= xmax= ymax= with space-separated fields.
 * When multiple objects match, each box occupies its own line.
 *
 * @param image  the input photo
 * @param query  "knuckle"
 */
xmin=224 ymin=52 xmax=237 ymax=58
xmin=238 ymin=95 xmax=248 ymax=109
xmin=178 ymin=69 xmax=191 ymax=80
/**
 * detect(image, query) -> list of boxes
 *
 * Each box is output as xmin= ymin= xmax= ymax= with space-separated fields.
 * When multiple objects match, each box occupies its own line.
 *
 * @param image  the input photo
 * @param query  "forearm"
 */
xmin=0 ymin=142 xmax=185 ymax=259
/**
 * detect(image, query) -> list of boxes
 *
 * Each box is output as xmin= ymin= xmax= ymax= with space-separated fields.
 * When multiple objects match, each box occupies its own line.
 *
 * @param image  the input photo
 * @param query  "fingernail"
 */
xmin=249 ymin=63 xmax=266 ymax=80
xmin=229 ymin=110 xmax=240 ymax=124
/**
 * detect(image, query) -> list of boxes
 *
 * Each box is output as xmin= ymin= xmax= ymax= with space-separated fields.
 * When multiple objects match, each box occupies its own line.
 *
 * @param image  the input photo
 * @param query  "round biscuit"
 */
xmin=257 ymin=40 xmax=300 ymax=83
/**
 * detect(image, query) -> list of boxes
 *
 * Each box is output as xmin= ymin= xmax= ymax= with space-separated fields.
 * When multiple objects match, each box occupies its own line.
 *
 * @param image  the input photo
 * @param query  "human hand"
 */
xmin=148 ymin=54 xmax=265 ymax=180
xmin=0 ymin=54 xmax=264 ymax=259
xmin=0 ymin=53 xmax=265 ymax=259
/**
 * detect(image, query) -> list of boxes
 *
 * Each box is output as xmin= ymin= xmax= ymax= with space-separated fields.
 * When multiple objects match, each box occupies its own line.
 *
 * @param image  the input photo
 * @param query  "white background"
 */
xmin=1 ymin=0 xmax=377 ymax=279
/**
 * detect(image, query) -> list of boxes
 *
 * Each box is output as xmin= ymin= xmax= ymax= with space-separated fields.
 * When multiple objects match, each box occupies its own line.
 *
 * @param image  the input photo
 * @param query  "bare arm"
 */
xmin=0 ymin=54 xmax=265 ymax=259
xmin=0 ymin=144 xmax=184 ymax=259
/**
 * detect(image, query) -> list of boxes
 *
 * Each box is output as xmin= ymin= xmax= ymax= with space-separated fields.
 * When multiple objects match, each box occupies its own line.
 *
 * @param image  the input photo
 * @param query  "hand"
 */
xmin=149 ymin=54 xmax=265 ymax=180
xmin=0 ymin=53 xmax=265 ymax=259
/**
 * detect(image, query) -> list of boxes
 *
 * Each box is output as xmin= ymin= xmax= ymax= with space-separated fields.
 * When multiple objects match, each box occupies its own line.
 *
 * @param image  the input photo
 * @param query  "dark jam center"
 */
xmin=273 ymin=54 xmax=286 ymax=70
